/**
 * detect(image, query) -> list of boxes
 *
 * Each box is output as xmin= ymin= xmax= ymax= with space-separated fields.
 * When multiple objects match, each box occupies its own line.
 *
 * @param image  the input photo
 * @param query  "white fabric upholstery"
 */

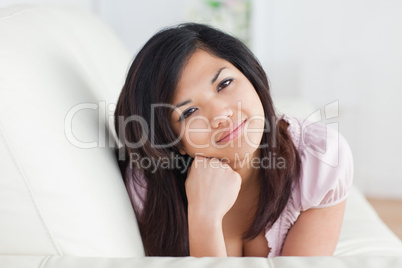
xmin=7 ymin=255 xmax=402 ymax=268
xmin=1 ymin=255 xmax=402 ymax=268
xmin=0 ymin=4 xmax=401 ymax=267
xmin=335 ymin=187 xmax=402 ymax=256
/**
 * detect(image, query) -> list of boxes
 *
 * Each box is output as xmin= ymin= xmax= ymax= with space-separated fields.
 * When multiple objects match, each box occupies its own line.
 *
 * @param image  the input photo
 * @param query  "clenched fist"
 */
xmin=185 ymin=155 xmax=242 ymax=222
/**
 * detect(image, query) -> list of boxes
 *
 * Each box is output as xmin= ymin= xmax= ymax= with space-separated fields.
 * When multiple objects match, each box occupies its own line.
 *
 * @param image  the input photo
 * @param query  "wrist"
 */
xmin=187 ymin=205 xmax=223 ymax=225
xmin=187 ymin=204 xmax=227 ymax=257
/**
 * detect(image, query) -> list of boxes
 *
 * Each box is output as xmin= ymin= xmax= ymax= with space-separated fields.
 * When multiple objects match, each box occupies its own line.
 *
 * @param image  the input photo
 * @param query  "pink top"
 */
xmin=127 ymin=114 xmax=354 ymax=258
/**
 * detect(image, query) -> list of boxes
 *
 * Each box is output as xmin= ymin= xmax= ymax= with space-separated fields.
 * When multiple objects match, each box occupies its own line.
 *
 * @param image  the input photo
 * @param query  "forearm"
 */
xmin=188 ymin=209 xmax=227 ymax=257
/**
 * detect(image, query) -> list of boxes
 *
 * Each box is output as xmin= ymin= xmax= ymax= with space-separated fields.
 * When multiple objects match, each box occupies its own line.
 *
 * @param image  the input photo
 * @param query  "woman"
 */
xmin=114 ymin=23 xmax=353 ymax=257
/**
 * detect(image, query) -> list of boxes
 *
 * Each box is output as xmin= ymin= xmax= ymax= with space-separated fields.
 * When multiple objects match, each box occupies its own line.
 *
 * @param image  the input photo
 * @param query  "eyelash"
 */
xmin=217 ymin=78 xmax=233 ymax=92
xmin=179 ymin=78 xmax=234 ymax=121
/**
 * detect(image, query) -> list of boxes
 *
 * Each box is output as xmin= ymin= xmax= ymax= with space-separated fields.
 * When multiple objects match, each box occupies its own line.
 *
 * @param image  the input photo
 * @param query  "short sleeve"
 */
xmin=286 ymin=116 xmax=354 ymax=211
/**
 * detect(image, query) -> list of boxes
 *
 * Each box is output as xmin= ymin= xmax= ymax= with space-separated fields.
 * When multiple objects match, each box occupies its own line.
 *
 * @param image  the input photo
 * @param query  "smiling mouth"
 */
xmin=217 ymin=119 xmax=247 ymax=143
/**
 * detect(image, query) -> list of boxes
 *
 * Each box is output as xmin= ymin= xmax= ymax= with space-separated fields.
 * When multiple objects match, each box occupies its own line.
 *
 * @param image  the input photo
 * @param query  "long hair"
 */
xmin=114 ymin=23 xmax=301 ymax=256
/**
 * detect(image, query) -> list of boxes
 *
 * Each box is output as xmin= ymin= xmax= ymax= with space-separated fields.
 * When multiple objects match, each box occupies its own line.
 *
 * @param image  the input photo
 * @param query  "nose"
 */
xmin=210 ymin=105 xmax=234 ymax=129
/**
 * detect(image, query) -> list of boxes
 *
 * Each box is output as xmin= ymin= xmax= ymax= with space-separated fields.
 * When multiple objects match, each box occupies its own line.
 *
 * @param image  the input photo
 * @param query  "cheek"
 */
xmin=244 ymin=116 xmax=265 ymax=145
xmin=182 ymin=117 xmax=212 ymax=148
xmin=248 ymin=92 xmax=265 ymax=117
xmin=241 ymin=86 xmax=265 ymax=146
xmin=235 ymin=80 xmax=264 ymax=112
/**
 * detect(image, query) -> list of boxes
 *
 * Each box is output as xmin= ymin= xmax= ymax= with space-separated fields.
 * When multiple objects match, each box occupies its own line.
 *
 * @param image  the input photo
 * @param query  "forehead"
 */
xmin=172 ymin=50 xmax=230 ymax=101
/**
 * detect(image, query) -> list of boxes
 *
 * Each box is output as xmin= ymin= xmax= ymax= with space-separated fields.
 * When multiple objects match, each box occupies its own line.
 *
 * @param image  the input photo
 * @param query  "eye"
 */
xmin=217 ymin=78 xmax=233 ymax=92
xmin=179 ymin=107 xmax=197 ymax=121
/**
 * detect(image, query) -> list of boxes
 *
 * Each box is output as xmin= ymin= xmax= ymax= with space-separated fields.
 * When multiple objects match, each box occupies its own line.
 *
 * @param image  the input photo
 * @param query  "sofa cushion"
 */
xmin=0 ymin=5 xmax=143 ymax=257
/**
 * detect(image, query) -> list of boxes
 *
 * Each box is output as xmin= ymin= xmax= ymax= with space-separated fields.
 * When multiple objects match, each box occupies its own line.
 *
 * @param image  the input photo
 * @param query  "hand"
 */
xmin=185 ymin=155 xmax=242 ymax=222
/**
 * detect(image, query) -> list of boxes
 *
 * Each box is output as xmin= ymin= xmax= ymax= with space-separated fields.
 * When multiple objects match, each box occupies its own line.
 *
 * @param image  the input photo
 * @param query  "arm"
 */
xmin=185 ymin=156 xmax=241 ymax=257
xmin=281 ymin=200 xmax=347 ymax=256
xmin=188 ymin=209 xmax=227 ymax=257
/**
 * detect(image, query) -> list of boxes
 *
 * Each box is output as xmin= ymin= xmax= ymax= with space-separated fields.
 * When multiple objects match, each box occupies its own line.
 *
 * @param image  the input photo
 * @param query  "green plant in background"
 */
xmin=205 ymin=0 xmax=223 ymax=9
xmin=187 ymin=0 xmax=252 ymax=46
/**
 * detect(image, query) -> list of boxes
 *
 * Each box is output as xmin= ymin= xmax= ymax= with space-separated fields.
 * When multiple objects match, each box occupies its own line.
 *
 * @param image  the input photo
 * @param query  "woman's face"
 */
xmin=169 ymin=50 xmax=265 ymax=165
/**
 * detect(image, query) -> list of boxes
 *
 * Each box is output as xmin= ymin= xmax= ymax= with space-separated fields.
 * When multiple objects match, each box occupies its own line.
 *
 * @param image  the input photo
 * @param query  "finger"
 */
xmin=208 ymin=157 xmax=221 ymax=164
xmin=221 ymin=163 xmax=231 ymax=169
xmin=192 ymin=154 xmax=207 ymax=170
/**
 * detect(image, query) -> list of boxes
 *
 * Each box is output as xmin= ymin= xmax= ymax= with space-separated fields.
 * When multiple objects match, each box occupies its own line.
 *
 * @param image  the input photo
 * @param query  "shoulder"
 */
xmin=282 ymin=114 xmax=354 ymax=211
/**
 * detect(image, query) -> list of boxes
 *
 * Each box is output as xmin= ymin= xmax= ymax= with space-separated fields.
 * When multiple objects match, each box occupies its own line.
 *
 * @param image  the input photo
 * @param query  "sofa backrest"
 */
xmin=0 ymin=5 xmax=144 ymax=257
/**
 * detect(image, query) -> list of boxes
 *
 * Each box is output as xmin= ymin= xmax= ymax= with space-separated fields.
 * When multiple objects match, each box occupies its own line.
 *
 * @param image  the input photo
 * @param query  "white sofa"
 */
xmin=0 ymin=4 xmax=401 ymax=267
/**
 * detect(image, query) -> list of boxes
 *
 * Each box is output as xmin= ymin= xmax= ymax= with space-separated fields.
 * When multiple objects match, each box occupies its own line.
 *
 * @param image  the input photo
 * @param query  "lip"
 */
xmin=217 ymin=119 xmax=247 ymax=143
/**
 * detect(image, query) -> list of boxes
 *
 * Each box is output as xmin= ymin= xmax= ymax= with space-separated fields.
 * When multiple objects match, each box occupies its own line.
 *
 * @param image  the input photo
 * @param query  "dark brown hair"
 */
xmin=114 ymin=23 xmax=301 ymax=256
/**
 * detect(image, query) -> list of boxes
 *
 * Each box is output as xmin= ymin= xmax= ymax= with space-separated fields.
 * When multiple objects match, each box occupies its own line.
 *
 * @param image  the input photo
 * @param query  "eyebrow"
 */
xmin=170 ymin=67 xmax=227 ymax=114
xmin=211 ymin=67 xmax=227 ymax=85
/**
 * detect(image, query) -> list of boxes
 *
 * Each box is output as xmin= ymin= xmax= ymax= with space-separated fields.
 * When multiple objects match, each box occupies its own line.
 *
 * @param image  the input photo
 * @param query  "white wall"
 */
xmin=253 ymin=0 xmax=402 ymax=199
xmin=0 ymin=0 xmax=94 ymax=11
xmin=96 ymin=0 xmax=187 ymax=57
xmin=1 ymin=0 xmax=401 ymax=198
xmin=0 ymin=0 xmax=187 ymax=56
